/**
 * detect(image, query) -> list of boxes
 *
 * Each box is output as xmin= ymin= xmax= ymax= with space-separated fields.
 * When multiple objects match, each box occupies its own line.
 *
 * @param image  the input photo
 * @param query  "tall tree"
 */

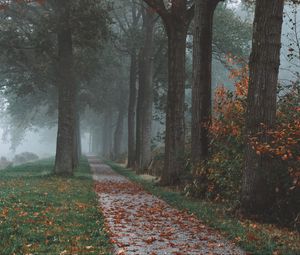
xmin=143 ymin=0 xmax=194 ymax=185
xmin=191 ymin=0 xmax=223 ymax=168
xmin=112 ymin=0 xmax=142 ymax=168
xmin=241 ymin=0 xmax=285 ymax=213
xmin=54 ymin=0 xmax=77 ymax=175
xmin=73 ymin=111 xmax=81 ymax=167
xmin=127 ymin=52 xmax=138 ymax=167
xmin=113 ymin=87 xmax=127 ymax=160
xmin=0 ymin=0 xmax=109 ymax=165
xmin=136 ymin=6 xmax=156 ymax=173
xmin=102 ymin=109 xmax=113 ymax=159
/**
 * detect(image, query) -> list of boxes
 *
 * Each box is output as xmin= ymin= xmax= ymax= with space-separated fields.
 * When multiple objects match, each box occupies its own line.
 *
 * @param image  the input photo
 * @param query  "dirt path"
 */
xmin=89 ymin=158 xmax=244 ymax=255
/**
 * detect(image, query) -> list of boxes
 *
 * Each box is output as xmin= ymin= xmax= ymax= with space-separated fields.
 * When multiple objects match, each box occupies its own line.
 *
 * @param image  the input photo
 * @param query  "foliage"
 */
xmin=0 ymin=158 xmax=112 ymax=254
xmin=185 ymin=61 xmax=299 ymax=228
xmin=186 ymin=63 xmax=248 ymax=200
xmin=250 ymin=84 xmax=300 ymax=185
xmin=0 ymin=0 xmax=110 ymax=149
xmin=213 ymin=4 xmax=252 ymax=63
xmin=249 ymin=84 xmax=300 ymax=225
xmin=210 ymin=62 xmax=248 ymax=148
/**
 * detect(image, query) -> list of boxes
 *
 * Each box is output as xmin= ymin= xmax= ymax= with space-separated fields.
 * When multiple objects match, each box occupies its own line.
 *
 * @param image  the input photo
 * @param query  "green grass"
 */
xmin=0 ymin=158 xmax=112 ymax=255
xmin=107 ymin=162 xmax=300 ymax=255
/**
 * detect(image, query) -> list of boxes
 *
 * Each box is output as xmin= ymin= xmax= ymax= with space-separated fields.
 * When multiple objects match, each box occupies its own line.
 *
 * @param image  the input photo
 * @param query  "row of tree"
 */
xmin=0 ymin=0 xmax=292 ymax=216
xmin=138 ymin=0 xmax=285 ymax=215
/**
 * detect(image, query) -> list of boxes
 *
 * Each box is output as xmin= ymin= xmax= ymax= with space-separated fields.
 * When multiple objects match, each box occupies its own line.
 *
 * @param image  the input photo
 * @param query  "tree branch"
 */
xmin=143 ymin=0 xmax=169 ymax=21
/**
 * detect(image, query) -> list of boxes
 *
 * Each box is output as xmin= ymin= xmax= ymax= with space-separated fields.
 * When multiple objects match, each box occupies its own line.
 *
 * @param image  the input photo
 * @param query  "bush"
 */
xmin=0 ymin=156 xmax=12 ymax=170
xmin=185 ymin=65 xmax=247 ymax=200
xmin=148 ymin=147 xmax=164 ymax=177
xmin=13 ymin=152 xmax=39 ymax=165
xmin=185 ymin=63 xmax=299 ymax=228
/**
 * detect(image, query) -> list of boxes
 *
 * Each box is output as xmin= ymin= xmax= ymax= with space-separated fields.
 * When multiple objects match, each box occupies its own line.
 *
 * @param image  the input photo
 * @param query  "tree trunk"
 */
xmin=191 ymin=0 xmax=220 ymax=167
xmin=91 ymin=127 xmax=101 ymax=154
xmin=127 ymin=52 xmax=138 ymax=168
xmin=102 ymin=110 xmax=113 ymax=159
xmin=241 ymin=0 xmax=284 ymax=214
xmin=142 ymin=0 xmax=193 ymax=184
xmin=161 ymin=24 xmax=188 ymax=185
xmin=73 ymin=112 xmax=81 ymax=168
xmin=136 ymin=10 xmax=155 ymax=173
xmin=89 ymin=128 xmax=93 ymax=154
xmin=114 ymin=106 xmax=125 ymax=160
xmin=54 ymin=0 xmax=76 ymax=176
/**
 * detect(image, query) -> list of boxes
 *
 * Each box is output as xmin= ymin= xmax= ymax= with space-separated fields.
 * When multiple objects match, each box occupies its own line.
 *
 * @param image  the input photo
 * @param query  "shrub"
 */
xmin=186 ymin=63 xmax=299 ymax=228
xmin=185 ymin=65 xmax=247 ymax=200
xmin=13 ymin=152 xmax=39 ymax=165
xmin=0 ymin=156 xmax=12 ymax=170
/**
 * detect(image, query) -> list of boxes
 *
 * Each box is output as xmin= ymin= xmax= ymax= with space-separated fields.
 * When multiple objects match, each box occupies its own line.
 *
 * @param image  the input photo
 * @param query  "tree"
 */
xmin=241 ymin=0 xmax=285 ymax=213
xmin=143 ymin=0 xmax=194 ymax=185
xmin=191 ymin=0 xmax=223 ymax=168
xmin=80 ymin=39 xmax=129 ymax=159
xmin=0 ymin=0 xmax=109 ymax=173
xmin=127 ymin=52 xmax=138 ymax=167
xmin=53 ymin=0 xmax=77 ymax=175
xmin=136 ymin=5 xmax=156 ymax=172
xmin=113 ymin=87 xmax=127 ymax=160
xmin=112 ymin=0 xmax=143 ymax=168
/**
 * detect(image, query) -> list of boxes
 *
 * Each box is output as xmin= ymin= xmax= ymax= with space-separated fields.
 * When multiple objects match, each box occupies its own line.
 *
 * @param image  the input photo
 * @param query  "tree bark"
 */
xmin=136 ymin=9 xmax=155 ymax=173
xmin=54 ymin=0 xmax=76 ymax=176
xmin=89 ymin=128 xmax=92 ymax=153
xmin=127 ymin=52 xmax=138 ymax=168
xmin=114 ymin=104 xmax=126 ymax=160
xmin=142 ymin=0 xmax=194 ymax=185
xmin=161 ymin=24 xmax=188 ymax=185
xmin=102 ymin=110 xmax=113 ymax=159
xmin=91 ymin=126 xmax=101 ymax=154
xmin=191 ymin=0 xmax=221 ymax=167
xmin=241 ymin=0 xmax=284 ymax=214
xmin=73 ymin=112 xmax=81 ymax=168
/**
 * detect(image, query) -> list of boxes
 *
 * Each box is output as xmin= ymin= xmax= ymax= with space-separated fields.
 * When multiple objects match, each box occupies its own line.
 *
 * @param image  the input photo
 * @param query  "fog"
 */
xmin=0 ymin=127 xmax=56 ymax=160
xmin=0 ymin=125 xmax=90 ymax=160
xmin=0 ymin=0 xmax=298 ymax=162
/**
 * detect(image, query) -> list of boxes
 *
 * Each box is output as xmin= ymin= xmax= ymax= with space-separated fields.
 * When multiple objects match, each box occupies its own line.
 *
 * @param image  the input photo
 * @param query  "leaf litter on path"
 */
xmin=90 ymin=159 xmax=244 ymax=255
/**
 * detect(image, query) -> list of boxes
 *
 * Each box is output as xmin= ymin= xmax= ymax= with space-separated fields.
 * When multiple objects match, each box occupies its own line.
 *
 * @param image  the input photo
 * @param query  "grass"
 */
xmin=107 ymin=161 xmax=300 ymax=255
xmin=0 ymin=158 xmax=112 ymax=255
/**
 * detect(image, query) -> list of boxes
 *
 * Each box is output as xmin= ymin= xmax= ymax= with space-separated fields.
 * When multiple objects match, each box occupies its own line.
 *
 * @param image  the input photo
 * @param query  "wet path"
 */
xmin=89 ymin=157 xmax=244 ymax=255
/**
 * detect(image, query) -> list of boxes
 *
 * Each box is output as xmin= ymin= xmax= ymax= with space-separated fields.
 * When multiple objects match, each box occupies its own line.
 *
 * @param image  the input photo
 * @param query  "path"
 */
xmin=89 ymin=157 xmax=244 ymax=255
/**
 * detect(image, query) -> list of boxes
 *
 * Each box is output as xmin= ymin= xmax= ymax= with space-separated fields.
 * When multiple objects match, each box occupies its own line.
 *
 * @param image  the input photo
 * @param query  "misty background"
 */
xmin=0 ymin=0 xmax=298 ymax=160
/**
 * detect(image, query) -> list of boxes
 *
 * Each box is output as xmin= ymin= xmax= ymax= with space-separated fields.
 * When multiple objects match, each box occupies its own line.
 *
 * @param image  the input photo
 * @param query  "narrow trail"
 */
xmin=88 ymin=157 xmax=244 ymax=255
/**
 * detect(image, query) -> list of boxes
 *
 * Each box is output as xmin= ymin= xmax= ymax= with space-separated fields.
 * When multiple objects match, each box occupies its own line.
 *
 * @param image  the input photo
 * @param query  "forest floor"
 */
xmin=105 ymin=161 xmax=300 ymax=255
xmin=90 ymin=157 xmax=244 ymax=255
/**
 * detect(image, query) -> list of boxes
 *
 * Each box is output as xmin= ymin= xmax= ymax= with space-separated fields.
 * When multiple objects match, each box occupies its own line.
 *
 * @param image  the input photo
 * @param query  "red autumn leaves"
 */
xmin=92 ymin=162 xmax=243 ymax=254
